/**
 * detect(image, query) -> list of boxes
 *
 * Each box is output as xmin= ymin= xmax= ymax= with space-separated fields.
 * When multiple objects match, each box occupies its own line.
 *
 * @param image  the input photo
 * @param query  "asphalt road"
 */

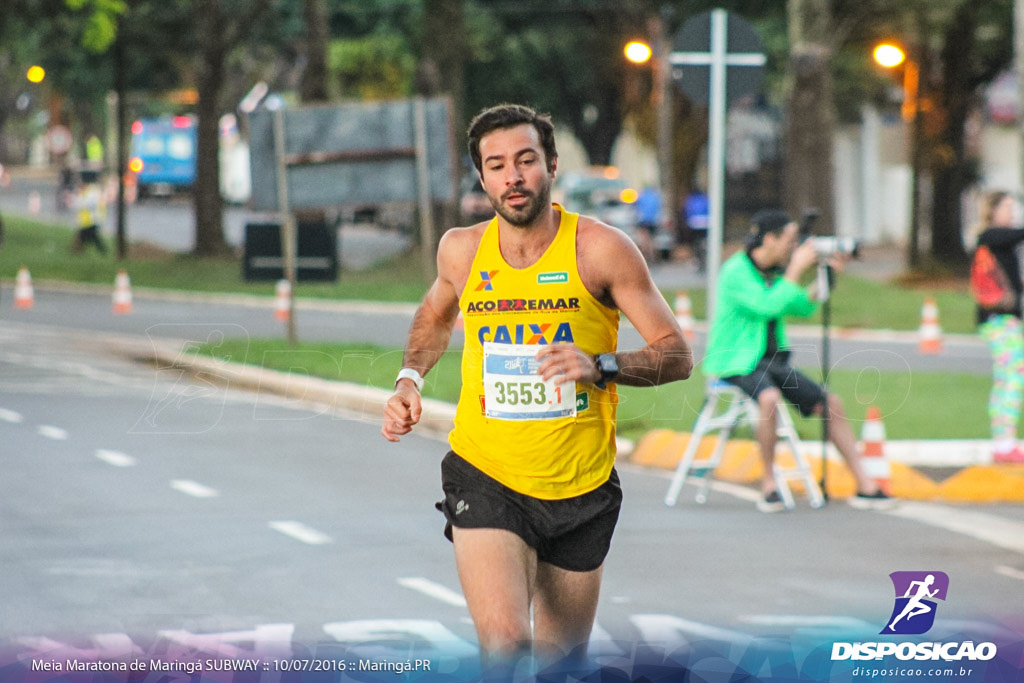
xmin=1 ymin=321 xmax=1023 ymax=681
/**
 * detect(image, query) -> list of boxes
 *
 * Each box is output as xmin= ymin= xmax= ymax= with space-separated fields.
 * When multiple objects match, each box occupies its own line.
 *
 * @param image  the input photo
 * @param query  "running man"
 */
xmin=381 ymin=103 xmax=693 ymax=673
xmin=888 ymin=574 xmax=939 ymax=631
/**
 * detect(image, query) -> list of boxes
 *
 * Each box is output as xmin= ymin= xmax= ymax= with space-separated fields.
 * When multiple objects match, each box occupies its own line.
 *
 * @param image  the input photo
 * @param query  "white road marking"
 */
xmin=884 ymin=501 xmax=1024 ymax=556
xmin=95 ymin=449 xmax=136 ymax=467
xmin=0 ymin=408 xmax=24 ymax=423
xmin=37 ymin=425 xmax=68 ymax=440
xmin=995 ymin=565 xmax=1024 ymax=582
xmin=170 ymin=479 xmax=219 ymax=498
xmin=268 ymin=521 xmax=331 ymax=545
xmin=398 ymin=577 xmax=467 ymax=608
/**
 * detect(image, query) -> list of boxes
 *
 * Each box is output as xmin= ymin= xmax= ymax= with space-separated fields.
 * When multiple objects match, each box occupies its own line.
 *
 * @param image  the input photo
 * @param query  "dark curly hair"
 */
xmin=467 ymin=103 xmax=557 ymax=175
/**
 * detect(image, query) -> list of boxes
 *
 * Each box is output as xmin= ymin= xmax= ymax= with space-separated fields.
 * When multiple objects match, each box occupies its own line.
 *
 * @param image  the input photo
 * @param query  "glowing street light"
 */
xmin=873 ymin=41 xmax=917 ymax=123
xmin=873 ymin=40 xmax=923 ymax=267
xmin=26 ymin=65 xmax=46 ymax=83
xmin=872 ymin=43 xmax=906 ymax=69
xmin=624 ymin=40 xmax=653 ymax=65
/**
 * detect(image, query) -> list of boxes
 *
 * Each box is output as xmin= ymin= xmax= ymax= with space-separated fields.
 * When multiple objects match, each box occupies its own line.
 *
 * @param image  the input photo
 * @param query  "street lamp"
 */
xmin=874 ymin=40 xmax=923 ymax=267
xmin=624 ymin=22 xmax=673 ymax=247
xmin=873 ymin=42 xmax=918 ymax=123
xmin=625 ymin=40 xmax=653 ymax=65
xmin=26 ymin=65 xmax=46 ymax=83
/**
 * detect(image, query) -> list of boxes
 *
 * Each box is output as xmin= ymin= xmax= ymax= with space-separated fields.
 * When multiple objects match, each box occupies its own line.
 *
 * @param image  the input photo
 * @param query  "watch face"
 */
xmin=598 ymin=353 xmax=618 ymax=377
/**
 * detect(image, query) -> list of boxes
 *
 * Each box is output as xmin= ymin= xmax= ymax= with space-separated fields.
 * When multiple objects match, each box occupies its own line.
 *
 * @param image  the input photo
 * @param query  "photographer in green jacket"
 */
xmin=703 ymin=210 xmax=894 ymax=513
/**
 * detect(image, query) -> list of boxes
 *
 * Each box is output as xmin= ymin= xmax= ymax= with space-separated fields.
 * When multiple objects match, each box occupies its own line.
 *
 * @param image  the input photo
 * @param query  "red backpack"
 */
xmin=970 ymin=244 xmax=1017 ymax=310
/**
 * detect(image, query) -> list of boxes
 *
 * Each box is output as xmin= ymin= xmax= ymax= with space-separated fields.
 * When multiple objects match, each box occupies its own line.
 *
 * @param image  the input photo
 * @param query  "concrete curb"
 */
xmin=114 ymin=336 xmax=1024 ymax=504
xmin=630 ymin=429 xmax=1024 ymax=504
xmin=108 ymin=334 xmax=458 ymax=441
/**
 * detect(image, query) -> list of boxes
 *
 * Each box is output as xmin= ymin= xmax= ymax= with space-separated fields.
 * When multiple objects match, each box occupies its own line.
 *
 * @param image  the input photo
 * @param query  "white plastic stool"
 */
xmin=664 ymin=380 xmax=825 ymax=509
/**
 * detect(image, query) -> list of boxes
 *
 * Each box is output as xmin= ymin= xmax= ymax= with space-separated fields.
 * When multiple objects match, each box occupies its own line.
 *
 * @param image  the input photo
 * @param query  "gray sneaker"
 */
xmin=757 ymin=490 xmax=786 ymax=513
xmin=849 ymin=490 xmax=898 ymax=510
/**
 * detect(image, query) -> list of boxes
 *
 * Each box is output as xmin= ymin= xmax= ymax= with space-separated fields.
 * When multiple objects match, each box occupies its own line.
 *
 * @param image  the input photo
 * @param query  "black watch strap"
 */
xmin=594 ymin=353 xmax=618 ymax=389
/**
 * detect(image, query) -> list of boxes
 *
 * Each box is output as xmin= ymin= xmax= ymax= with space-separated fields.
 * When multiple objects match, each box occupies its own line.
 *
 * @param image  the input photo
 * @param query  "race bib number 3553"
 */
xmin=482 ymin=342 xmax=576 ymax=420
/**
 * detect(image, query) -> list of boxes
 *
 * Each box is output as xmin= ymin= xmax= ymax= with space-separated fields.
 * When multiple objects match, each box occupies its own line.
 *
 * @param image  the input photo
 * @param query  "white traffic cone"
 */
xmin=14 ymin=267 xmax=34 ymax=309
xmin=859 ymin=405 xmax=892 ymax=495
xmin=674 ymin=291 xmax=695 ymax=340
xmin=274 ymin=279 xmax=291 ymax=322
xmin=918 ymin=297 xmax=942 ymax=354
xmin=112 ymin=269 xmax=133 ymax=314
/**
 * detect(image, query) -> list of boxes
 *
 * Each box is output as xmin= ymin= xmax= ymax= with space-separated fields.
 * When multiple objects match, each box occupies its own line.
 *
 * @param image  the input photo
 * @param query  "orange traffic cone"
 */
xmin=918 ymin=297 xmax=942 ymax=354
xmin=859 ymin=405 xmax=892 ymax=494
xmin=274 ymin=279 xmax=291 ymax=322
xmin=112 ymin=269 xmax=133 ymax=314
xmin=14 ymin=267 xmax=34 ymax=309
xmin=674 ymin=291 xmax=696 ymax=340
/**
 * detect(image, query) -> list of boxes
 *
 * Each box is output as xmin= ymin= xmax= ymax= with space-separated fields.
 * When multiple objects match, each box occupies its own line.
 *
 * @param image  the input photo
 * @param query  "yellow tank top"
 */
xmin=449 ymin=207 xmax=619 ymax=499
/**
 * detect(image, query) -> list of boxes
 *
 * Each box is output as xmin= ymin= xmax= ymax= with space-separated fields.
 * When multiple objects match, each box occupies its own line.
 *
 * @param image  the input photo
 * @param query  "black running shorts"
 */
xmin=722 ymin=353 xmax=827 ymax=417
xmin=436 ymin=451 xmax=622 ymax=573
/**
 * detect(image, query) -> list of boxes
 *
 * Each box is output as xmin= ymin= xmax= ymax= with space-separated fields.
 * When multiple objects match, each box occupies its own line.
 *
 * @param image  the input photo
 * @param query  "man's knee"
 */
xmin=757 ymin=387 xmax=782 ymax=413
xmin=477 ymin=620 xmax=532 ymax=659
xmin=822 ymin=392 xmax=845 ymax=417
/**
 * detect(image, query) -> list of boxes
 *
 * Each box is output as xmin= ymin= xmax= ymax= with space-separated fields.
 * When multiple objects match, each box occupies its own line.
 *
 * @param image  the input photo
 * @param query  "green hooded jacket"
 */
xmin=702 ymin=250 xmax=818 ymax=378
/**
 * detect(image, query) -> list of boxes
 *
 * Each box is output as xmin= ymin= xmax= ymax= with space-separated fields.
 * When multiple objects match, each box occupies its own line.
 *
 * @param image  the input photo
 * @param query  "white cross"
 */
xmin=667 ymin=9 xmax=765 ymax=323
xmin=668 ymin=10 xmax=766 ymax=71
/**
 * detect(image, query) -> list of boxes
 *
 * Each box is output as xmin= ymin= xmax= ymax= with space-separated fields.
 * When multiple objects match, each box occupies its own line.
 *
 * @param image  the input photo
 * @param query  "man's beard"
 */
xmin=491 ymin=180 xmax=551 ymax=227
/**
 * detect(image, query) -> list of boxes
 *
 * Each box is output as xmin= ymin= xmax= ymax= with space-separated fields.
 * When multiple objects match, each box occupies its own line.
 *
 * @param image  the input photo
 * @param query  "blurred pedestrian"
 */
xmin=682 ymin=188 xmax=709 ymax=272
xmin=85 ymin=134 xmax=104 ymax=168
xmin=72 ymin=169 xmax=107 ymax=255
xmin=57 ymin=164 xmax=75 ymax=212
xmin=633 ymin=184 xmax=661 ymax=262
xmin=972 ymin=190 xmax=1024 ymax=463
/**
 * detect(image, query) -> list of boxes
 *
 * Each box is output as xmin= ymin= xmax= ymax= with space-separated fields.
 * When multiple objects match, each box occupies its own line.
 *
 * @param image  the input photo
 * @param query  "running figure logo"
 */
xmin=881 ymin=571 xmax=949 ymax=635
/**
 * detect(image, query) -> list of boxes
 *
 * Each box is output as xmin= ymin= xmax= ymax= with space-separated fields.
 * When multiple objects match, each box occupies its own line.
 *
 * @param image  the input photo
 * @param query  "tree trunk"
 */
xmin=299 ymin=0 xmax=329 ymax=103
xmin=784 ymin=0 xmax=835 ymax=235
xmin=192 ymin=0 xmax=230 ymax=257
xmin=928 ymin=3 xmax=977 ymax=267
xmin=421 ymin=0 xmax=466 ymax=136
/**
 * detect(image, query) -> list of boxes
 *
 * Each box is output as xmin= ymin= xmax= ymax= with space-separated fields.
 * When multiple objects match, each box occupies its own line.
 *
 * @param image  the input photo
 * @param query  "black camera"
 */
xmin=799 ymin=208 xmax=860 ymax=259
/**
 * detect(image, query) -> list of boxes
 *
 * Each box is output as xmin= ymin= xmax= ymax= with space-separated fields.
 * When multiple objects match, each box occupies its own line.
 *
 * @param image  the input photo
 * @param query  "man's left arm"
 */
xmin=602 ymin=233 xmax=694 ymax=387
xmin=537 ymin=224 xmax=692 ymax=387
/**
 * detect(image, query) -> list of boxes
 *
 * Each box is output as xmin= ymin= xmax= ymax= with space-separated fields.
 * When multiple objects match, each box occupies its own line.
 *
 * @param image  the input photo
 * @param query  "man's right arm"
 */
xmin=381 ymin=229 xmax=468 ymax=442
xmin=725 ymin=244 xmax=819 ymax=319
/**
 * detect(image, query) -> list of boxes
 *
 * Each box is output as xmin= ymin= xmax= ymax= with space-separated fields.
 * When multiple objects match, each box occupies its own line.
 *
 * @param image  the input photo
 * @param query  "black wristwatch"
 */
xmin=594 ymin=353 xmax=619 ymax=389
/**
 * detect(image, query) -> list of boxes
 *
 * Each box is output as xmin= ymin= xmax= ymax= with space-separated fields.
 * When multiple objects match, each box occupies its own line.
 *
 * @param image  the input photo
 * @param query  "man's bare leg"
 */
xmin=756 ymin=388 xmax=783 ymax=494
xmin=532 ymin=562 xmax=603 ymax=667
xmin=452 ymin=527 xmax=536 ymax=671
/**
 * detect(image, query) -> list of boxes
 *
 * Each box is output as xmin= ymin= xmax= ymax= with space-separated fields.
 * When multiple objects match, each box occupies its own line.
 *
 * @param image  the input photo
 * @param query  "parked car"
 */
xmin=459 ymin=175 xmax=494 ymax=224
xmin=554 ymin=168 xmax=639 ymax=238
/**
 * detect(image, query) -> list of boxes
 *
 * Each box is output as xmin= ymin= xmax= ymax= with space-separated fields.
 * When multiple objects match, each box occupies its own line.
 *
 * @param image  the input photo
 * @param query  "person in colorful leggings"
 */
xmin=974 ymin=191 xmax=1024 ymax=463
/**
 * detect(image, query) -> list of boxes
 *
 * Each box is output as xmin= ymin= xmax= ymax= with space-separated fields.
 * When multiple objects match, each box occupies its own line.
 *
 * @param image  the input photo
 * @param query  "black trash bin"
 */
xmin=243 ymin=219 xmax=339 ymax=282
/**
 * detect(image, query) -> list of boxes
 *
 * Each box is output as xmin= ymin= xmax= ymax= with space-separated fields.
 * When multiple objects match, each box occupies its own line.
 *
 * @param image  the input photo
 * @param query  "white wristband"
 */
xmin=395 ymin=368 xmax=424 ymax=392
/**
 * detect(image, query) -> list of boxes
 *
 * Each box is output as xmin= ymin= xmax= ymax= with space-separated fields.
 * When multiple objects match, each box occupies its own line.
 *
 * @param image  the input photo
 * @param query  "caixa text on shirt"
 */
xmin=477 ymin=322 xmax=574 ymax=345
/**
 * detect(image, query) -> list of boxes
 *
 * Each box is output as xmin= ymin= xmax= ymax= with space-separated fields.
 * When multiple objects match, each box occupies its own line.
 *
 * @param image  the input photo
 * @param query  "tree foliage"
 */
xmin=2 ymin=0 xmax=1017 ymax=266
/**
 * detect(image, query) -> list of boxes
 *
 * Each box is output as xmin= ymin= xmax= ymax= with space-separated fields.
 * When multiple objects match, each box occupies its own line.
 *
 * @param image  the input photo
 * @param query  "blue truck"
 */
xmin=128 ymin=115 xmax=197 ymax=196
